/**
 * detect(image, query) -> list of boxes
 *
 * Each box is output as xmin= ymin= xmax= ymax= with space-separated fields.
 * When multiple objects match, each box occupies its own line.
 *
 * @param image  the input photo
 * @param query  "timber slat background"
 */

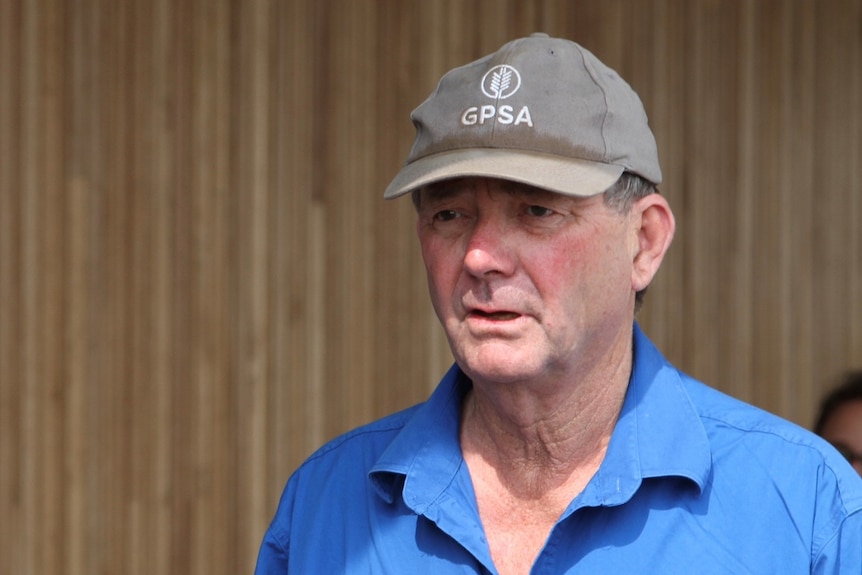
xmin=1 ymin=1 xmax=860 ymax=573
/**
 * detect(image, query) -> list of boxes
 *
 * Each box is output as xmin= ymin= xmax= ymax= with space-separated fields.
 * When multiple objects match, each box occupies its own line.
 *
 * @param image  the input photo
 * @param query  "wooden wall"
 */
xmin=1 ymin=0 xmax=860 ymax=573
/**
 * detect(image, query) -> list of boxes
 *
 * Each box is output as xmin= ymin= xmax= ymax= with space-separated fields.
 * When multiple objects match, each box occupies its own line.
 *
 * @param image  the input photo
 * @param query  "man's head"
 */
xmin=387 ymin=35 xmax=674 ymax=385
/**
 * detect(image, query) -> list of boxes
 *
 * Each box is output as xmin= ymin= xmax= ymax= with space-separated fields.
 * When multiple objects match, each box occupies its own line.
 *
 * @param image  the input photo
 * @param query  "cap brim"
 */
xmin=384 ymin=148 xmax=623 ymax=200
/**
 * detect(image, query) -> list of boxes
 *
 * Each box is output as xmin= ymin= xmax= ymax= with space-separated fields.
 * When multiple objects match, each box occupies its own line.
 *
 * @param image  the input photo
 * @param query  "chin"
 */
xmin=456 ymin=347 xmax=545 ymax=384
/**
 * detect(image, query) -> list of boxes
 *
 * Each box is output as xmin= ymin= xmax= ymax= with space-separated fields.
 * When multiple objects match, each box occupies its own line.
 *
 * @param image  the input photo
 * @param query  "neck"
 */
xmin=460 ymin=343 xmax=632 ymax=497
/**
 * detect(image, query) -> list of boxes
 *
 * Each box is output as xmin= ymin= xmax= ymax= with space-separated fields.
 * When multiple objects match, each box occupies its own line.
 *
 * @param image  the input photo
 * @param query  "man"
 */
xmin=256 ymin=34 xmax=862 ymax=574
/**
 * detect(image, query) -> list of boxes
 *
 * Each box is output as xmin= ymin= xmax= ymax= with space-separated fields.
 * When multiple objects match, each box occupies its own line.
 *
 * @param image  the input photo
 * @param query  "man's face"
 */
xmin=416 ymin=177 xmax=642 ymax=386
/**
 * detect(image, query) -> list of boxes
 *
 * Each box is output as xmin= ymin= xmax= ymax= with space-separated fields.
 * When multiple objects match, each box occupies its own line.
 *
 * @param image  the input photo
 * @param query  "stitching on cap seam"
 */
xmin=578 ymin=48 xmax=611 ymax=162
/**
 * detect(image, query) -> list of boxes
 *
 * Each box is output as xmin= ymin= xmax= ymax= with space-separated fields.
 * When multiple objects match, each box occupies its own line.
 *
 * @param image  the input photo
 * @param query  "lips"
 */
xmin=468 ymin=309 xmax=521 ymax=321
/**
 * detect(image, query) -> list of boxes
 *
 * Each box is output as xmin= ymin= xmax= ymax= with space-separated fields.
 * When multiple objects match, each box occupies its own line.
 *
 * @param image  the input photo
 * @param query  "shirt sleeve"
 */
xmin=811 ymin=507 xmax=862 ymax=574
xmin=810 ymin=457 xmax=862 ymax=575
xmin=254 ymin=477 xmax=297 ymax=575
xmin=254 ymin=526 xmax=290 ymax=575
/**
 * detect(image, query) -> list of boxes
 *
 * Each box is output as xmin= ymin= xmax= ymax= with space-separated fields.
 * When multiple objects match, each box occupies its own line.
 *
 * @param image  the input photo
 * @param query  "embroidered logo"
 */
xmin=461 ymin=64 xmax=533 ymax=127
xmin=481 ymin=65 xmax=521 ymax=100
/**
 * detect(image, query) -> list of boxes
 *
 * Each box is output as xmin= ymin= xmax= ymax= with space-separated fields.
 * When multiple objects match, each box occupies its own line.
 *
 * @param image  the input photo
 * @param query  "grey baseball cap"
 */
xmin=384 ymin=33 xmax=661 ymax=199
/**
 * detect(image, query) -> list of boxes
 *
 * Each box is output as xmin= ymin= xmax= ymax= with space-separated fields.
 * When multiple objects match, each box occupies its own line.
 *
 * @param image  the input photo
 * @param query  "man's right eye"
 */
xmin=433 ymin=210 xmax=460 ymax=222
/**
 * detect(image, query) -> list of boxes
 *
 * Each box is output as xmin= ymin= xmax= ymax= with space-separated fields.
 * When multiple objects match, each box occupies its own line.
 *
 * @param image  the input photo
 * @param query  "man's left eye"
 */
xmin=526 ymin=205 xmax=554 ymax=217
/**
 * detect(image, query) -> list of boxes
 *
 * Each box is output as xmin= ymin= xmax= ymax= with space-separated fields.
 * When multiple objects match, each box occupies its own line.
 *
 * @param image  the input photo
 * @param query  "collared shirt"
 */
xmin=255 ymin=324 xmax=862 ymax=574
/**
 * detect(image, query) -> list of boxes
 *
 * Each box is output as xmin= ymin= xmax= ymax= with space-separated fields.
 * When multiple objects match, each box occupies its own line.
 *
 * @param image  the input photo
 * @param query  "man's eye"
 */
xmin=526 ymin=205 xmax=554 ymax=217
xmin=434 ymin=210 xmax=460 ymax=222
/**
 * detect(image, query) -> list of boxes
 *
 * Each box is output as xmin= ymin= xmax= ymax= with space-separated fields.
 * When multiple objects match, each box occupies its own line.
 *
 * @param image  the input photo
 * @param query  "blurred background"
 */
xmin=1 ymin=0 xmax=860 ymax=573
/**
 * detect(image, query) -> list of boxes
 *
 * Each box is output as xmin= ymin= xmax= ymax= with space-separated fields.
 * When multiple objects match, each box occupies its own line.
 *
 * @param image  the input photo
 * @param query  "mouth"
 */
xmin=468 ymin=309 xmax=521 ymax=321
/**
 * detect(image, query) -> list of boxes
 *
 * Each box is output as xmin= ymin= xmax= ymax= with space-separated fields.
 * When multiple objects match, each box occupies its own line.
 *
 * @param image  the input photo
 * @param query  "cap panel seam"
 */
xmin=577 ymin=49 xmax=612 ymax=164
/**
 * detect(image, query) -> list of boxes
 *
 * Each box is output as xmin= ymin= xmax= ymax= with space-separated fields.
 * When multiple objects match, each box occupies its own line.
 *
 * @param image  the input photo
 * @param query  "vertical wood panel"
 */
xmin=0 ymin=0 xmax=22 ymax=571
xmin=1 ymin=1 xmax=861 ymax=574
xmin=233 ymin=0 xmax=274 ymax=566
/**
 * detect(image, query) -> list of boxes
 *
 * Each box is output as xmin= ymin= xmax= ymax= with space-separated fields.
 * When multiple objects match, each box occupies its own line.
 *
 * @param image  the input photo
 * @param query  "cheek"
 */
xmin=419 ymin=239 xmax=460 ymax=306
xmin=535 ymin=234 xmax=631 ymax=300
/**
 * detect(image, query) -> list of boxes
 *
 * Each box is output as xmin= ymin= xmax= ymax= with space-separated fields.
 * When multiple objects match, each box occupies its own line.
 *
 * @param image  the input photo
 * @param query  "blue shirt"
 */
xmin=255 ymin=325 xmax=862 ymax=573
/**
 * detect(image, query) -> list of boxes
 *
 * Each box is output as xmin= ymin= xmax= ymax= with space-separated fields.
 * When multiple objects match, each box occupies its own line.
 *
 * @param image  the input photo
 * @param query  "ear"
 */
xmin=631 ymin=194 xmax=675 ymax=293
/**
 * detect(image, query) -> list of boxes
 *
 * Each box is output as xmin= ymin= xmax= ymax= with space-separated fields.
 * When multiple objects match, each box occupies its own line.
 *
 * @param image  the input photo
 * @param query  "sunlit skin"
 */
xmin=416 ymin=177 xmax=673 ymax=414
xmin=415 ymin=176 xmax=675 ymax=575
xmin=820 ymin=400 xmax=862 ymax=476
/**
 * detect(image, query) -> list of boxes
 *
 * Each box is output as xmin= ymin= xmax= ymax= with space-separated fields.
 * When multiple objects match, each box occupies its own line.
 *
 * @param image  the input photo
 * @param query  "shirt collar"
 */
xmin=577 ymin=323 xmax=711 ymax=508
xmin=369 ymin=363 xmax=470 ymax=511
xmin=369 ymin=323 xmax=712 ymax=509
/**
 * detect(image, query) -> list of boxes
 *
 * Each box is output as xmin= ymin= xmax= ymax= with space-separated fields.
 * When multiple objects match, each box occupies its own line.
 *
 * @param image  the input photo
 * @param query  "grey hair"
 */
xmin=603 ymin=171 xmax=657 ymax=213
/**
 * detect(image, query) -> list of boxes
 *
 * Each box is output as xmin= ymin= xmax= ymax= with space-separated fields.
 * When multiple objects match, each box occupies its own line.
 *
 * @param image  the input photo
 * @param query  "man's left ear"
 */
xmin=631 ymin=194 xmax=675 ymax=292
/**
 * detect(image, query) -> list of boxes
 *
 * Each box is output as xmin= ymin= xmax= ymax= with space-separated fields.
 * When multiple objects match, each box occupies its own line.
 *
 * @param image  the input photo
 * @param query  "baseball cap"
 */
xmin=384 ymin=33 xmax=661 ymax=200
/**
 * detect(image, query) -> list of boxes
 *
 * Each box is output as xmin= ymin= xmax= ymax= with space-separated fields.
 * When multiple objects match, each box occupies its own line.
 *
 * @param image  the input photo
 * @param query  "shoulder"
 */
xmin=634 ymin=326 xmax=855 ymax=486
xmin=683 ymin=372 xmax=833 ymax=452
xmin=679 ymin=371 xmax=862 ymax=508
xmin=295 ymin=403 xmax=422 ymax=479
xmin=256 ymin=403 xmax=423 ymax=560
xmin=668 ymin=369 xmax=862 ymax=566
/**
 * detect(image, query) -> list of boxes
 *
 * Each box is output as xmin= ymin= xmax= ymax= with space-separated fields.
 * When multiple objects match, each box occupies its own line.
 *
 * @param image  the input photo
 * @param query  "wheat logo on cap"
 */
xmin=461 ymin=64 xmax=532 ymax=127
xmin=481 ymin=65 xmax=521 ymax=99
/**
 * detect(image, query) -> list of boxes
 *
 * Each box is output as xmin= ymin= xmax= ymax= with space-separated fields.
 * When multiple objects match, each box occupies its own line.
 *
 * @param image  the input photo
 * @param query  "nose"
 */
xmin=462 ymin=213 xmax=515 ymax=277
